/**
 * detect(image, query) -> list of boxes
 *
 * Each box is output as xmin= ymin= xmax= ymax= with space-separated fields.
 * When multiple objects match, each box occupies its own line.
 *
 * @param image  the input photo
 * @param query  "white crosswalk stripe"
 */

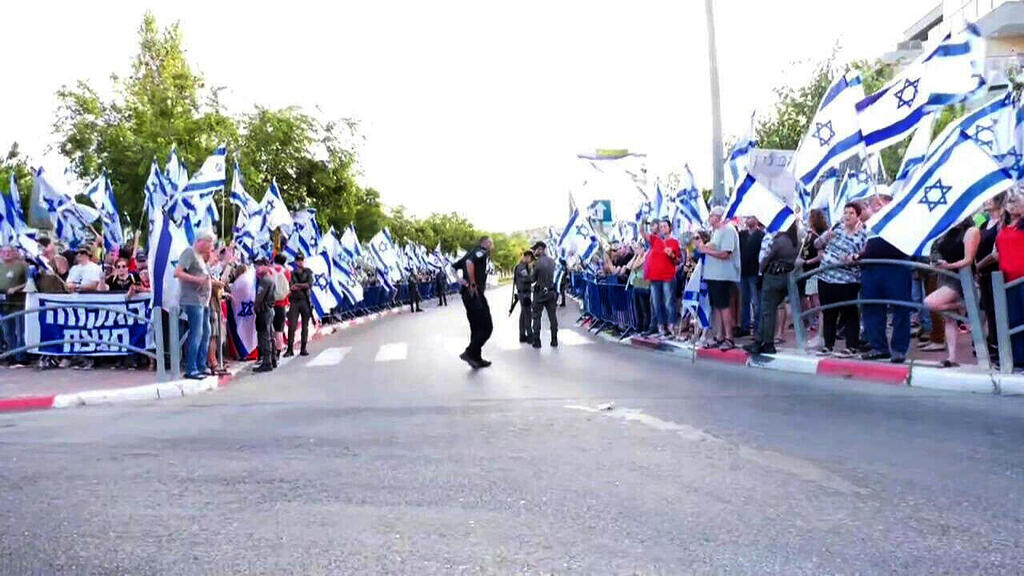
xmin=375 ymin=342 xmax=408 ymax=362
xmin=307 ymin=347 xmax=352 ymax=367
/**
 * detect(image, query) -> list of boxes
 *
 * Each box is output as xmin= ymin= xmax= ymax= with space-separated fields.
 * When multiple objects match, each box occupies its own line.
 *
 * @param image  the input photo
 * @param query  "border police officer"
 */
xmin=530 ymin=241 xmax=558 ymax=348
xmin=454 ymin=236 xmax=494 ymax=368
xmin=513 ymin=250 xmax=534 ymax=343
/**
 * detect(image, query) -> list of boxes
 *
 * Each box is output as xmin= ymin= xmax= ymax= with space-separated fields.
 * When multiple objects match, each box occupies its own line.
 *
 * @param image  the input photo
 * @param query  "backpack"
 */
xmin=272 ymin=268 xmax=290 ymax=301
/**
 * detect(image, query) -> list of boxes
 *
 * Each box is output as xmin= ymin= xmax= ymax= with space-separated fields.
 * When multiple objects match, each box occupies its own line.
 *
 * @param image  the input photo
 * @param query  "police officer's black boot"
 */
xmin=532 ymin=338 xmax=542 ymax=349
xmin=551 ymin=335 xmax=558 ymax=347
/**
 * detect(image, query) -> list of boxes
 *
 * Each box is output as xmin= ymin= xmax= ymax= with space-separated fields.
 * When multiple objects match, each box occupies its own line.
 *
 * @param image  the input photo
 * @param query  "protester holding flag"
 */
xmin=814 ymin=203 xmax=868 ymax=357
xmin=174 ymin=230 xmax=217 ymax=379
xmin=696 ymin=207 xmax=741 ymax=350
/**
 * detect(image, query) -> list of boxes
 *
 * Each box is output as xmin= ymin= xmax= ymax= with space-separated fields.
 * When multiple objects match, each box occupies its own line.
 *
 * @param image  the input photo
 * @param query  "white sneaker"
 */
xmin=807 ymin=336 xmax=824 ymax=349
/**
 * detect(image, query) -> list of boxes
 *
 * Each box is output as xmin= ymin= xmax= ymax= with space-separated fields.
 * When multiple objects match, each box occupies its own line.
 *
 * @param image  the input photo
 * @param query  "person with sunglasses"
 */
xmin=105 ymin=258 xmax=139 ymax=293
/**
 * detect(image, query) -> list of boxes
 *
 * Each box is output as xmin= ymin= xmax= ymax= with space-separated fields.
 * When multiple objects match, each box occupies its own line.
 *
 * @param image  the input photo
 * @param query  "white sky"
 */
xmin=0 ymin=0 xmax=936 ymax=232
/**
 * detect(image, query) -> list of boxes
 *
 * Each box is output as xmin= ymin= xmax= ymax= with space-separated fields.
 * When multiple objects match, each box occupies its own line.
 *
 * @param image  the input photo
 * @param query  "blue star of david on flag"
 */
xmin=813 ymin=121 xmax=835 ymax=147
xmin=997 ymin=146 xmax=1023 ymax=176
xmin=575 ymin=223 xmax=589 ymax=236
xmin=971 ymin=120 xmax=997 ymax=151
xmin=314 ymin=273 xmax=331 ymax=291
xmin=894 ymin=78 xmax=920 ymax=110
xmin=918 ymin=179 xmax=952 ymax=212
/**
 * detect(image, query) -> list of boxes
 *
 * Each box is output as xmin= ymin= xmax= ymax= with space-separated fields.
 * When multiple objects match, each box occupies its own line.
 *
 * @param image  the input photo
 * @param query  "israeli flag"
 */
xmin=35 ymin=167 xmax=75 ymax=219
xmin=144 ymin=159 xmax=172 ymax=220
xmin=3 ymin=174 xmax=27 ymax=238
xmin=558 ymin=208 xmax=599 ymax=262
xmin=726 ymin=173 xmax=796 ymax=233
xmin=100 ymin=179 xmax=124 ymax=252
xmin=868 ymin=132 xmax=1012 ymax=257
xmin=674 ymin=164 xmax=709 ymax=230
xmin=726 ymin=113 xmax=756 ymax=191
xmin=259 ymin=179 xmax=293 ymax=235
xmin=791 ymin=72 xmax=867 ymax=187
xmin=368 ymin=229 xmax=402 ymax=288
xmin=681 ymin=257 xmax=711 ymax=330
xmin=892 ymin=114 xmax=936 ymax=197
xmin=809 ymin=170 xmax=839 ymax=218
xmin=283 ymin=209 xmax=321 ymax=260
xmin=340 ymin=225 xmax=362 ymax=261
xmin=229 ymin=161 xmax=260 ymax=234
xmin=929 ymin=93 xmax=1017 ymax=172
xmin=148 ymin=209 xmax=190 ymax=310
xmin=841 ymin=167 xmax=874 ymax=203
xmin=225 ymin=267 xmax=258 ymax=360
xmin=857 ymin=24 xmax=986 ymax=153
xmin=165 ymin=145 xmax=189 ymax=195
xmin=320 ymin=228 xmax=365 ymax=305
xmin=305 ymin=252 xmax=339 ymax=318
xmin=1014 ymin=104 xmax=1024 ymax=180
xmin=169 ymin=146 xmax=225 ymax=229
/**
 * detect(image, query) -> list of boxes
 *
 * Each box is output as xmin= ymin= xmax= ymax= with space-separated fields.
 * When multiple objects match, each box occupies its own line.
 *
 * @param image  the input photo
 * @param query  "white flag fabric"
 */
xmin=681 ymin=258 xmax=711 ymax=330
xmin=169 ymin=145 xmax=226 ymax=229
xmin=791 ymin=72 xmax=866 ymax=187
xmin=673 ymin=164 xmax=709 ymax=231
xmin=144 ymin=159 xmax=172 ymax=220
xmin=165 ymin=145 xmax=189 ymax=195
xmin=928 ymin=93 xmax=1015 ymax=170
xmin=856 ymin=24 xmax=985 ymax=153
xmin=305 ymin=252 xmax=339 ymax=318
xmin=320 ymin=229 xmax=364 ymax=305
xmin=892 ymin=114 xmax=936 ymax=197
xmin=225 ymin=267 xmax=258 ymax=360
xmin=726 ymin=173 xmax=796 ymax=233
xmin=283 ymin=209 xmax=321 ymax=261
xmin=259 ymin=179 xmax=293 ymax=236
xmin=368 ymin=229 xmax=402 ymax=289
xmin=148 ymin=210 xmax=190 ymax=310
xmin=726 ymin=113 xmax=756 ymax=191
xmin=557 ymin=208 xmax=599 ymax=262
xmin=340 ymin=225 xmax=362 ymax=261
xmin=868 ymin=132 xmax=1012 ymax=257
xmin=1 ymin=175 xmax=26 ymax=244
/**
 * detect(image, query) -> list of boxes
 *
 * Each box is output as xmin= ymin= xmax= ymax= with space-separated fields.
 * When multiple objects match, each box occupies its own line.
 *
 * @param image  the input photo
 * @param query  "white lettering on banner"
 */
xmin=61 ymin=328 xmax=131 ymax=353
xmin=43 ymin=300 xmax=148 ymax=328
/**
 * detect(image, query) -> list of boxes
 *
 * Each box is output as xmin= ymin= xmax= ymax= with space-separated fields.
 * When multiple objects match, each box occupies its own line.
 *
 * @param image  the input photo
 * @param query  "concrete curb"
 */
xmin=0 ymin=305 xmax=410 ymax=414
xmin=908 ymin=366 xmax=997 ymax=394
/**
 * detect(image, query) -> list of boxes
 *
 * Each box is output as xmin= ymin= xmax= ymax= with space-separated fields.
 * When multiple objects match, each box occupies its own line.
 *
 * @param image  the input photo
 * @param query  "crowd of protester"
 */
xmin=0 ymin=232 xmax=454 ymax=376
xmin=589 ymin=188 xmax=1024 ymax=371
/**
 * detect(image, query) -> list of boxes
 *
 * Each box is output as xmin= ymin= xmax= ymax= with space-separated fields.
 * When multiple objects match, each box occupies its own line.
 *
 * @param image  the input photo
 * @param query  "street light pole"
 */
xmin=704 ymin=0 xmax=726 ymax=205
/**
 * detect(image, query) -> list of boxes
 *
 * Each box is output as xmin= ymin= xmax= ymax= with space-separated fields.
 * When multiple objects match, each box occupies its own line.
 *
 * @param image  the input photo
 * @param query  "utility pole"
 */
xmin=704 ymin=0 xmax=726 ymax=204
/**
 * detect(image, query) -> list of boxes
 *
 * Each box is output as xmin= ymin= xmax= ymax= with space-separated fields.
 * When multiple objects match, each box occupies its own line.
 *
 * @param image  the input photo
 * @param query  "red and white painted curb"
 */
xmin=0 ymin=307 xmax=409 ymax=414
xmin=616 ymin=334 xmax=1024 ymax=396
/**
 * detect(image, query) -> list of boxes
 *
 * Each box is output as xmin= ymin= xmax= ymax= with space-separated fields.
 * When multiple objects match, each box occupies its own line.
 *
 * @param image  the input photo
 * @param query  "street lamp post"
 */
xmin=704 ymin=0 xmax=726 ymax=204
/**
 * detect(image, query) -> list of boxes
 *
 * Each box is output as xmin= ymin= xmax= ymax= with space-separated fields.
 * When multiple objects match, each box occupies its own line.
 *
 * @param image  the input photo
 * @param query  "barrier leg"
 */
xmin=992 ymin=272 xmax=1014 ymax=374
xmin=168 ymin=306 xmax=182 ymax=381
xmin=153 ymin=311 xmax=166 ymax=382
xmin=788 ymin=272 xmax=806 ymax=351
xmin=960 ymin=267 xmax=990 ymax=369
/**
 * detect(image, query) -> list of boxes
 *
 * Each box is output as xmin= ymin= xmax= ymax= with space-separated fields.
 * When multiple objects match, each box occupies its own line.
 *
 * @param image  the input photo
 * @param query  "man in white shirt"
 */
xmin=66 ymin=249 xmax=104 ymax=293
xmin=696 ymin=206 xmax=742 ymax=350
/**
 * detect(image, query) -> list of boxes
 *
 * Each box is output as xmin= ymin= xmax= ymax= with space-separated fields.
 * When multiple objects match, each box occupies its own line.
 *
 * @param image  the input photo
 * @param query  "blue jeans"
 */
xmin=911 ymin=276 xmax=931 ymax=332
xmin=183 ymin=304 xmax=211 ymax=376
xmin=740 ymin=276 xmax=760 ymax=331
xmin=861 ymin=266 xmax=912 ymax=357
xmin=650 ymin=280 xmax=676 ymax=328
xmin=1 ymin=312 xmax=26 ymax=363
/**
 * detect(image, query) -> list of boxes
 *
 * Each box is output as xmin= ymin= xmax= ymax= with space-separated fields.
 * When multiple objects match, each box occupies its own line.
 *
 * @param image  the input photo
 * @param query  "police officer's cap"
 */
xmin=531 ymin=241 xmax=547 ymax=251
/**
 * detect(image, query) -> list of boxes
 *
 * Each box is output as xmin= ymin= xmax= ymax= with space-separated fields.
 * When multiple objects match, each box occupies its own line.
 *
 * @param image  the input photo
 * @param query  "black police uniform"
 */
xmin=513 ymin=260 xmax=533 ymax=342
xmin=531 ymin=253 xmax=559 ymax=346
xmin=435 ymin=270 xmax=448 ymax=306
xmin=287 ymin=267 xmax=314 ymax=355
xmin=409 ymin=275 xmax=422 ymax=312
xmin=456 ymin=245 xmax=493 ymax=362
xmin=255 ymin=273 xmax=277 ymax=371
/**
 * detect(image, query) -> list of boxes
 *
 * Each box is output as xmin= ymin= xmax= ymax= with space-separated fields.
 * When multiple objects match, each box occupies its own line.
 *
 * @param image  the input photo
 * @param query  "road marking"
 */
xmin=375 ymin=342 xmax=408 ymax=362
xmin=307 ymin=347 xmax=352 ymax=367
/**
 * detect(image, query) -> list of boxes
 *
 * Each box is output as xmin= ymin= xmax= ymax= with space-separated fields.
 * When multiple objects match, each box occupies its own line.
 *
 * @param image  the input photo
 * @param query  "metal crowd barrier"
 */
xmin=576 ymin=274 xmax=639 ymax=337
xmin=787 ymin=259 xmax=989 ymax=369
xmin=990 ymin=272 xmax=1024 ymax=373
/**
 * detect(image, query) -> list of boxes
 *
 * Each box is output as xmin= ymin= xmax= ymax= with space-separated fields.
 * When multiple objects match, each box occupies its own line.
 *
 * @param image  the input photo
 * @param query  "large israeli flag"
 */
xmin=856 ymin=24 xmax=985 ymax=153
xmin=868 ymin=132 xmax=1012 ymax=257
xmin=82 ymin=172 xmax=124 ymax=251
xmin=340 ymin=225 xmax=362 ymax=261
xmin=673 ymin=164 xmax=709 ymax=230
xmin=725 ymin=113 xmax=756 ymax=191
xmin=165 ymin=145 xmax=189 ymax=195
xmin=726 ymin=173 xmax=796 ymax=233
xmin=283 ymin=209 xmax=321 ymax=261
xmin=368 ymin=228 xmax=402 ymax=288
xmin=320 ymin=228 xmax=365 ymax=305
xmin=1014 ymin=104 xmax=1024 ymax=180
xmin=929 ymin=93 xmax=1016 ymax=172
xmin=558 ymin=207 xmax=599 ymax=262
xmin=144 ymin=159 xmax=172 ymax=220
xmin=259 ymin=179 xmax=293 ymax=235
xmin=681 ymin=257 xmax=711 ymax=329
xmin=305 ymin=252 xmax=339 ymax=318
xmin=1 ymin=176 xmax=25 ymax=244
xmin=791 ymin=72 xmax=866 ymax=187
xmin=808 ymin=170 xmax=839 ymax=217
xmin=225 ymin=267 xmax=258 ymax=360
xmin=148 ymin=210 xmax=190 ymax=310
xmin=892 ymin=114 xmax=936 ymax=197
xmin=169 ymin=146 xmax=226 ymax=229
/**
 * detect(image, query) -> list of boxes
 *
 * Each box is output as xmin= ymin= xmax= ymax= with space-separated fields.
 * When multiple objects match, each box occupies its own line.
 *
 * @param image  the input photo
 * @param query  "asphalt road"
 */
xmin=1 ymin=286 xmax=1023 ymax=575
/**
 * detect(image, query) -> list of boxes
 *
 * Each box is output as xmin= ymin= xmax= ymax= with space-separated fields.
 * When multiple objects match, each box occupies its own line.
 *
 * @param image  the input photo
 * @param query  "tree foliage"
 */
xmin=755 ymin=59 xmax=835 ymax=151
xmin=0 ymin=143 xmax=33 ymax=208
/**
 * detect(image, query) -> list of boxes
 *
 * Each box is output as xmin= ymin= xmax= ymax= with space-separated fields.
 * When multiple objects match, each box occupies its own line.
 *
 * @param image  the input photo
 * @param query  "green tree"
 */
xmin=488 ymin=232 xmax=530 ymax=271
xmin=755 ymin=59 xmax=835 ymax=150
xmin=0 ymin=143 xmax=33 ymax=214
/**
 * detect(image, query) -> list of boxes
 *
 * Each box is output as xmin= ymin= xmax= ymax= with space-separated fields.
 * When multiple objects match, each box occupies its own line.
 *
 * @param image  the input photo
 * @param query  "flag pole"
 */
xmin=705 ymin=0 xmax=726 ymax=205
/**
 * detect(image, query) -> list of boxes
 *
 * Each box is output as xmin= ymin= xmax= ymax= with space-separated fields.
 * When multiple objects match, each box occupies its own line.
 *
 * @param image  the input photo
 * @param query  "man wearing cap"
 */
xmin=530 ymin=241 xmax=559 ymax=348
xmin=696 ymin=206 xmax=741 ymax=350
xmin=285 ymin=253 xmax=313 ymax=357
xmin=513 ymin=249 xmax=534 ymax=343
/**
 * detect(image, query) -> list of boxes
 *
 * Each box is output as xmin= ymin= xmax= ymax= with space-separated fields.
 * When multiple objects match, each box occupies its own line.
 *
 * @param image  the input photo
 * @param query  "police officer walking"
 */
xmin=513 ymin=250 xmax=534 ymax=343
xmin=530 ymin=241 xmax=558 ymax=348
xmin=285 ymin=253 xmax=313 ymax=357
xmin=434 ymin=268 xmax=448 ymax=307
xmin=455 ymin=236 xmax=493 ymax=368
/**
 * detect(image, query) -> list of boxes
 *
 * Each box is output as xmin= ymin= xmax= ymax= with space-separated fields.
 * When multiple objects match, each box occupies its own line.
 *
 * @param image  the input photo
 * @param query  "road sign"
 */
xmin=588 ymin=200 xmax=612 ymax=223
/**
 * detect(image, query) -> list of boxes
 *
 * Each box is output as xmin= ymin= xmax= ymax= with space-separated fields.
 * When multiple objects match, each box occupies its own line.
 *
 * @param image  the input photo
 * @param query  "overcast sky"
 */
xmin=1 ymin=0 xmax=935 ymax=232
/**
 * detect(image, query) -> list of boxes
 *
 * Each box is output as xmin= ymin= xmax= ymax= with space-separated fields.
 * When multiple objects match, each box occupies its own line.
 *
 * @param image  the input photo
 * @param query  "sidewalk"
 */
xmin=0 ymin=307 xmax=406 ymax=413
xmin=580 ymin=318 xmax=1024 ymax=397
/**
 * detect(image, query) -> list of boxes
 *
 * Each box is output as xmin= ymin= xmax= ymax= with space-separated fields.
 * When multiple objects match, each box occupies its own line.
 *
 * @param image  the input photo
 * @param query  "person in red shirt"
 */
xmin=996 ymin=191 xmax=1024 ymax=367
xmin=647 ymin=217 xmax=682 ymax=338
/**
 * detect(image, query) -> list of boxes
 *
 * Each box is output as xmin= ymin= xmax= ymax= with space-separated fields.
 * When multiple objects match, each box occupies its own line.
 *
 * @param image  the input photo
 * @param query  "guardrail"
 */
xmin=990 ymin=271 xmax=1024 ymax=374
xmin=787 ymin=259 xmax=989 ymax=368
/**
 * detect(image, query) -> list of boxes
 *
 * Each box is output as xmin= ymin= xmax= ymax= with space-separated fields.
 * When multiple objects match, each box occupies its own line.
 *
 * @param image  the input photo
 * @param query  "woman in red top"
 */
xmin=996 ymin=191 xmax=1024 ymax=367
xmin=647 ymin=218 xmax=682 ymax=338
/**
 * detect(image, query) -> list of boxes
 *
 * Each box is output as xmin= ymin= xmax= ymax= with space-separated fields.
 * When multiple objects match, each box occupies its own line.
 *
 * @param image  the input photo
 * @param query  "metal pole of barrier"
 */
xmin=168 ymin=306 xmax=182 ymax=380
xmin=992 ymin=272 xmax=1013 ymax=374
xmin=960 ymin=267 xmax=990 ymax=369
xmin=788 ymin=272 xmax=806 ymax=351
xmin=153 ymin=310 xmax=166 ymax=382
